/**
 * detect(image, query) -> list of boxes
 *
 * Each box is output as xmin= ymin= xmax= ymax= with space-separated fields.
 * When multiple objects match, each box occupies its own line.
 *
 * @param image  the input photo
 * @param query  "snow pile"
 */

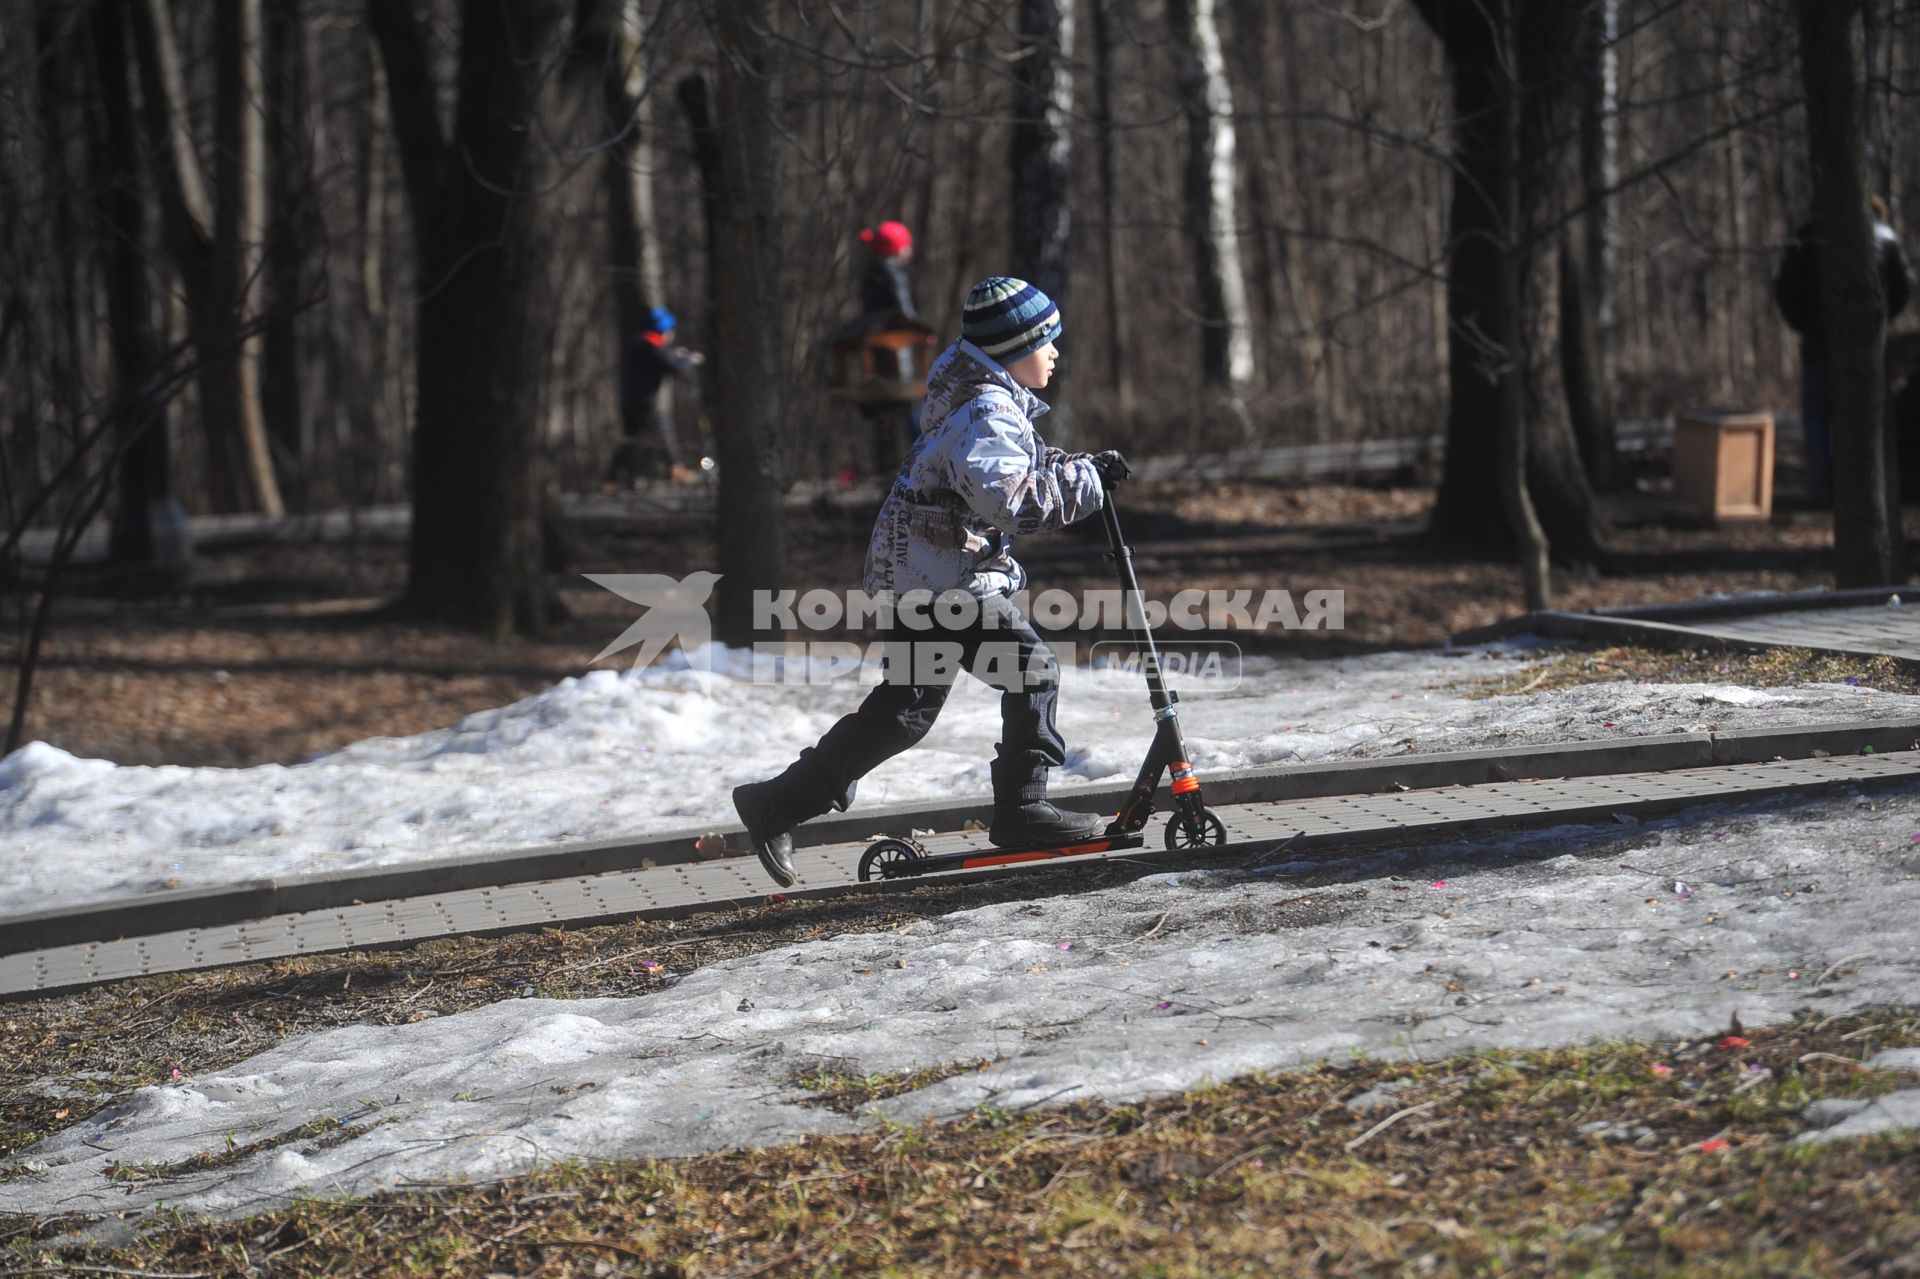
xmin=4 ymin=640 xmax=1916 ymax=914
xmin=6 ymin=784 xmax=1919 ymax=1228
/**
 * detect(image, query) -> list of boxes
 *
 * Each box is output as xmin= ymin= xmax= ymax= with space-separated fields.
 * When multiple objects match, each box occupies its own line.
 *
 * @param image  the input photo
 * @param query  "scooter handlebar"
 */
xmin=1089 ymin=449 xmax=1132 ymax=485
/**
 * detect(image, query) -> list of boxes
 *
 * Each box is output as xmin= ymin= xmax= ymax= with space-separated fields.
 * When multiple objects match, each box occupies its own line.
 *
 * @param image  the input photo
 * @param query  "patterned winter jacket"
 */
xmin=864 ymin=339 xmax=1104 ymax=599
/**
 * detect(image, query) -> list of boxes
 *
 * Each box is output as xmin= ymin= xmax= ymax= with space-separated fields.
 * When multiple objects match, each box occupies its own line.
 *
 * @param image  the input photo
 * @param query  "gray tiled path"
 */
xmin=7 ymin=750 xmax=1913 ymax=1000
xmin=1692 ymin=604 xmax=1920 ymax=662
xmin=1457 ymin=590 xmax=1920 ymax=663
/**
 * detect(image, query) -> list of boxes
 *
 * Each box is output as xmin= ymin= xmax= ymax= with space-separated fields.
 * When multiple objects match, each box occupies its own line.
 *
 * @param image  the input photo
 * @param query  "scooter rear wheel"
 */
xmin=858 ymin=838 xmax=924 ymax=882
xmin=1164 ymin=807 xmax=1227 ymax=849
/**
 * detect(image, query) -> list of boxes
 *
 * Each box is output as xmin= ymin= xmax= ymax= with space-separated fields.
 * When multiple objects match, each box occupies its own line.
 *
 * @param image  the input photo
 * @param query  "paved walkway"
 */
xmin=1682 ymin=602 xmax=1920 ymax=662
xmin=1456 ymin=587 xmax=1920 ymax=663
xmin=6 ymin=749 xmax=1913 ymax=1001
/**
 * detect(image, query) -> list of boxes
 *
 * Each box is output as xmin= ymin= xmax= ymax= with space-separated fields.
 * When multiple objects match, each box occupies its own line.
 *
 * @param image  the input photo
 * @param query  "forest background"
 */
xmin=2 ymin=0 xmax=1914 ymax=661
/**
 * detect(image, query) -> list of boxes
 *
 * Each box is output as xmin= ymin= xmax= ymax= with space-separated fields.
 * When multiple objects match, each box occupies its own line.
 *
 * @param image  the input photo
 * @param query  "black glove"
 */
xmin=1089 ymin=449 xmax=1132 ymax=485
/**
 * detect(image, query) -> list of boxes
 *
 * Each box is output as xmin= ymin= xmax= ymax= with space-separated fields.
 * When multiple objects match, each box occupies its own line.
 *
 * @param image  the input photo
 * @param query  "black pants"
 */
xmin=797 ymin=591 xmax=1064 ymax=814
xmin=607 ymin=400 xmax=681 ymax=483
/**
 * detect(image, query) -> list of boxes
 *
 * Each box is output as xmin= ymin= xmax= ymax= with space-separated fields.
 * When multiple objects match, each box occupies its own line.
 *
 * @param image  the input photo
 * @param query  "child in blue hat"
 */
xmin=608 ymin=308 xmax=705 ymax=486
xmin=735 ymin=277 xmax=1131 ymax=886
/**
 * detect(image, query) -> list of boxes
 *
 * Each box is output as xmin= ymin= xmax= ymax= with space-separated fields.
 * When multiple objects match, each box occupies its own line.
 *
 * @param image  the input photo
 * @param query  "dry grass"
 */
xmin=1470 ymin=644 xmax=1920 ymax=699
xmin=5 ymin=1010 xmax=1917 ymax=1277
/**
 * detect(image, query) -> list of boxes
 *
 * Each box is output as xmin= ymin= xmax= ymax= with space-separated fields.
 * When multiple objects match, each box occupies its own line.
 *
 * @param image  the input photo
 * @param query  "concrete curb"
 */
xmin=6 ymin=717 xmax=1918 ymax=958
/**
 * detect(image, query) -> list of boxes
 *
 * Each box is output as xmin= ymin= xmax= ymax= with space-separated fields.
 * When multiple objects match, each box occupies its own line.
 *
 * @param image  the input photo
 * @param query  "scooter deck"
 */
xmin=858 ymin=829 xmax=1148 ymax=881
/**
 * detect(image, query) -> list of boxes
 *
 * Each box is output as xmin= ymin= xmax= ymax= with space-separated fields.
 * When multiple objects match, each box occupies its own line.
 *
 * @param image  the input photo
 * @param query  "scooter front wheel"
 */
xmin=858 ymin=838 xmax=924 ymax=882
xmin=1164 ymin=806 xmax=1227 ymax=849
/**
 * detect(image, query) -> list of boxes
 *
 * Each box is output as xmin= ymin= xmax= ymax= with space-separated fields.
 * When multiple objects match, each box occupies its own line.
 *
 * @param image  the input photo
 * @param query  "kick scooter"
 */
xmin=857 ymin=483 xmax=1228 ymax=882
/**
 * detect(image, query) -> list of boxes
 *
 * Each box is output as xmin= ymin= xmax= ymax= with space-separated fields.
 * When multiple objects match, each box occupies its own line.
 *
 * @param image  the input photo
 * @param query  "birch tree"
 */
xmin=1568 ymin=0 xmax=1621 ymax=489
xmin=1168 ymin=0 xmax=1254 ymax=392
xmin=129 ymin=0 xmax=284 ymax=516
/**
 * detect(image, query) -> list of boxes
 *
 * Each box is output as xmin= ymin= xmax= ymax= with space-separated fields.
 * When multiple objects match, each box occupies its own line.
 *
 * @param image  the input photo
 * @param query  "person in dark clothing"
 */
xmin=1775 ymin=195 xmax=1916 ymax=508
xmin=855 ymin=221 xmax=922 ymax=476
xmin=608 ymin=306 xmax=704 ymax=487
xmin=858 ymin=219 xmax=918 ymax=321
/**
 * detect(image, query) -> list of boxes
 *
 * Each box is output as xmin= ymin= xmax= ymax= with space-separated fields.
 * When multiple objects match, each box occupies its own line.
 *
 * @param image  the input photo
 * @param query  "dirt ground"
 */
xmin=0 ymin=479 xmax=1890 ymax=768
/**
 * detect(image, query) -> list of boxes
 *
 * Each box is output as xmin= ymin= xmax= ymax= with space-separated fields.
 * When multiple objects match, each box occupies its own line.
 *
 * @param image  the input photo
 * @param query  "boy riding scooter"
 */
xmin=734 ymin=276 xmax=1131 ymax=887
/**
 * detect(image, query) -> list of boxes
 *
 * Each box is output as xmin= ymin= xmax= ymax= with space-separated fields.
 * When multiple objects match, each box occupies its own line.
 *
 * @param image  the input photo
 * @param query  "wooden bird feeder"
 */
xmin=1672 ymin=409 xmax=1775 ymax=524
xmin=827 ymin=316 xmax=940 ymax=407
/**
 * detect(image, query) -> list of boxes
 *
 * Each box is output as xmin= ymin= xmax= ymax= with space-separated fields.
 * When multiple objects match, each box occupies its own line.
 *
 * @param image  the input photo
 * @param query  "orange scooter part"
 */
xmin=953 ymin=839 xmax=1115 ymax=870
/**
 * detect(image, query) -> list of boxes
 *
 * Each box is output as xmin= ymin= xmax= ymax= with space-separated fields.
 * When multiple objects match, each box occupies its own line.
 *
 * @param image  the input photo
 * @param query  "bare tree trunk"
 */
xmin=371 ymin=0 xmax=568 ymax=636
xmin=1271 ymin=0 xmax=1346 ymax=441
xmin=1798 ymin=0 xmax=1902 ymax=585
xmin=215 ymin=0 xmax=271 ymax=502
xmin=262 ymin=0 xmax=312 ymax=507
xmin=1010 ymin=0 xmax=1074 ymax=442
xmin=1089 ymin=0 xmax=1131 ymax=412
xmin=1716 ymin=17 xmax=1753 ymax=400
xmin=1221 ymin=0 xmax=1280 ymax=392
xmin=90 ymin=0 xmax=191 ymax=567
xmin=1559 ymin=236 xmax=1614 ymax=491
xmin=1420 ymin=0 xmax=1509 ymax=546
xmin=1574 ymin=0 xmax=1621 ymax=489
xmin=945 ymin=70 xmax=988 ymax=321
xmin=1169 ymin=0 xmax=1255 ymax=393
xmin=701 ymin=1 xmax=788 ymax=646
xmin=1494 ymin=0 xmax=1550 ymax=609
xmin=345 ymin=36 xmax=386 ymax=506
xmin=129 ymin=0 xmax=284 ymax=517
xmin=1864 ymin=0 xmax=1889 ymax=196
xmin=1418 ymin=0 xmax=1604 ymax=565
xmin=572 ymin=0 xmax=668 ymax=468
xmin=1584 ymin=0 xmax=1620 ymax=381
xmin=33 ymin=3 xmax=87 ymax=449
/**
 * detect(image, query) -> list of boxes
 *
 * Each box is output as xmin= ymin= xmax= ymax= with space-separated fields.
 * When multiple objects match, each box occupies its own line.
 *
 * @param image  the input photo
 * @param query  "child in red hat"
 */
xmin=859 ymin=220 xmax=918 ymax=321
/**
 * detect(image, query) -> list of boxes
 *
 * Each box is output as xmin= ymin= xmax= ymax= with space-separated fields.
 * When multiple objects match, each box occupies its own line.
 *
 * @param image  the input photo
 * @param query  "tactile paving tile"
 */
xmin=4 ymin=752 xmax=1917 ymax=999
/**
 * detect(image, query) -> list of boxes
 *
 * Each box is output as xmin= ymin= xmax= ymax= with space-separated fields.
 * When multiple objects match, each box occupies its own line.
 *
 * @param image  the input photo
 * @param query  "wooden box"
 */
xmin=1672 ymin=409 xmax=1774 ymax=524
xmin=827 ymin=319 xmax=939 ymax=407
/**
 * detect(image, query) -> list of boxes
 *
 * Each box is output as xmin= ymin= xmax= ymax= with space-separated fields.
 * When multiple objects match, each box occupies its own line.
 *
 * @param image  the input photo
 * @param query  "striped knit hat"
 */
xmin=962 ymin=277 xmax=1061 ymax=364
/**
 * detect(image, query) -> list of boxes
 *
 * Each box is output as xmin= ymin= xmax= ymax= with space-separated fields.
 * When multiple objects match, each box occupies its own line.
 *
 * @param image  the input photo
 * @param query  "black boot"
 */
xmin=732 ymin=781 xmax=799 ymax=887
xmin=733 ymin=758 xmax=838 ymax=888
xmin=988 ymin=800 xmax=1107 ymax=849
xmin=987 ymin=753 xmax=1103 ymax=849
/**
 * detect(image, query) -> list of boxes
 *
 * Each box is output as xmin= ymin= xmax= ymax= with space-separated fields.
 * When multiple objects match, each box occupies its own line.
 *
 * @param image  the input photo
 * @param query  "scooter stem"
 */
xmin=1099 ymin=491 xmax=1175 ymax=714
